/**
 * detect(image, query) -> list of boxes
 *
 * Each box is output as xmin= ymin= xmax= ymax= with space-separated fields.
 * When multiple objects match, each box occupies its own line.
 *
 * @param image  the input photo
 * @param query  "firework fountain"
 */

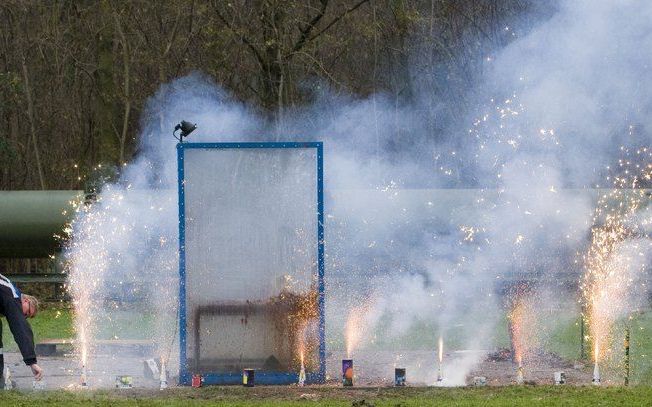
xmin=508 ymin=286 xmax=540 ymax=386
xmin=342 ymin=307 xmax=365 ymax=386
xmin=298 ymin=349 xmax=306 ymax=387
xmin=436 ymin=336 xmax=444 ymax=385
xmin=159 ymin=357 xmax=168 ymax=390
xmin=510 ymin=297 xmax=524 ymax=385
xmin=581 ymin=151 xmax=652 ymax=385
xmin=592 ymin=341 xmax=600 ymax=385
xmin=344 ymin=306 xmax=366 ymax=360
xmin=65 ymin=194 xmax=108 ymax=388
xmin=65 ymin=187 xmax=178 ymax=388
xmin=297 ymin=322 xmax=307 ymax=387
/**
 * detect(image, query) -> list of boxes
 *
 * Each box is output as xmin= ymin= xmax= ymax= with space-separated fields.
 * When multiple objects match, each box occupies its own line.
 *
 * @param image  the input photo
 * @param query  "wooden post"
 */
xmin=580 ymin=309 xmax=585 ymax=360
xmin=624 ymin=326 xmax=630 ymax=386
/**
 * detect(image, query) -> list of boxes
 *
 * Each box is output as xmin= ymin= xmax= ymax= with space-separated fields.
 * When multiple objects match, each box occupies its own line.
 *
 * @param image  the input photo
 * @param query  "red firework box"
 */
xmin=191 ymin=374 xmax=203 ymax=388
xmin=342 ymin=359 xmax=353 ymax=386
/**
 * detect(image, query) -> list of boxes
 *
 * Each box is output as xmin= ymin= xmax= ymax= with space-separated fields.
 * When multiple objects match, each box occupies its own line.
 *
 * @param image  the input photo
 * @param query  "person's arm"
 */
xmin=0 ymin=293 xmax=37 ymax=366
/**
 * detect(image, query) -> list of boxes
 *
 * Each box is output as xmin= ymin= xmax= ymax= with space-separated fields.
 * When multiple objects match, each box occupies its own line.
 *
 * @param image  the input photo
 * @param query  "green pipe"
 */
xmin=0 ymin=191 xmax=83 ymax=258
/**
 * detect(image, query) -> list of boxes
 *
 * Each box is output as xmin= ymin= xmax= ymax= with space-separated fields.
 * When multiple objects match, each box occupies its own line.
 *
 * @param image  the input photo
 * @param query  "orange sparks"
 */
xmin=581 ymin=150 xmax=652 ymax=371
xmin=508 ymin=286 xmax=538 ymax=368
xmin=345 ymin=304 xmax=371 ymax=358
xmin=296 ymin=321 xmax=310 ymax=370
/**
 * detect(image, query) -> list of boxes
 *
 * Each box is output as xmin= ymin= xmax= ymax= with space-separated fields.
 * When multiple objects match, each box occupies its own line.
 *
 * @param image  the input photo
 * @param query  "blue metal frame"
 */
xmin=177 ymin=141 xmax=325 ymax=385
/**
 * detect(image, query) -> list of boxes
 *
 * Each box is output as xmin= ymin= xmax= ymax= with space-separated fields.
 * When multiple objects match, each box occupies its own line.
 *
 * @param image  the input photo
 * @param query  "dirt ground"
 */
xmin=469 ymin=350 xmax=593 ymax=386
xmin=2 ymin=347 xmax=594 ymax=391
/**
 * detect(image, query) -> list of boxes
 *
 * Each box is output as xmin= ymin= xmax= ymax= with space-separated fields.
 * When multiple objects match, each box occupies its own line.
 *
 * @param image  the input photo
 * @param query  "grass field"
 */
xmin=1 ymin=305 xmax=73 ymax=347
xmin=3 ymin=385 xmax=652 ymax=406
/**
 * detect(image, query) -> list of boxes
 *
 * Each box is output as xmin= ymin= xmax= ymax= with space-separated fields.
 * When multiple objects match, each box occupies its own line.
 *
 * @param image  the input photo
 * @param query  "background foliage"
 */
xmin=0 ymin=0 xmax=551 ymax=190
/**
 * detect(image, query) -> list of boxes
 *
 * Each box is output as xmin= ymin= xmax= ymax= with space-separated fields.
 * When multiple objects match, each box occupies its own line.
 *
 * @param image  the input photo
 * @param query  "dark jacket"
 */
xmin=0 ymin=274 xmax=37 ymax=365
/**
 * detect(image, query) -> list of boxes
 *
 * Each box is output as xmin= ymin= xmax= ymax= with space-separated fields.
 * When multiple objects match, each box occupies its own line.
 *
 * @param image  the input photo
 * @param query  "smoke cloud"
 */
xmin=66 ymin=0 xmax=652 ymax=384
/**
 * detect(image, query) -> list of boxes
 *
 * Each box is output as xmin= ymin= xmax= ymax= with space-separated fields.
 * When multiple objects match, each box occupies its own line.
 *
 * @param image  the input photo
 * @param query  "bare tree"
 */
xmin=212 ymin=0 xmax=371 ymax=117
xmin=112 ymin=9 xmax=132 ymax=165
xmin=0 ymin=0 xmax=547 ymax=190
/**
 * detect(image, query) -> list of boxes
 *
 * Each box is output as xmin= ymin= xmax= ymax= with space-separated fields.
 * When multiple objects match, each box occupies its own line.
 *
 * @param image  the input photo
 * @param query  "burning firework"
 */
xmin=342 ymin=359 xmax=353 ymax=387
xmin=516 ymin=364 xmax=524 ymax=385
xmin=80 ymin=363 xmax=88 ymax=388
xmin=297 ymin=325 xmax=307 ymax=387
xmin=508 ymin=285 xmax=538 ymax=384
xmin=581 ymin=151 xmax=652 ymax=384
xmin=344 ymin=304 xmax=371 ymax=358
xmin=592 ymin=340 xmax=601 ymax=385
xmin=293 ymin=317 xmax=317 ymax=384
xmin=342 ymin=303 xmax=375 ymax=387
xmin=159 ymin=357 xmax=168 ymax=390
xmin=436 ymin=336 xmax=444 ymax=384
xmin=65 ymin=196 xmax=104 ymax=388
xmin=298 ymin=349 xmax=306 ymax=386
xmin=64 ymin=186 xmax=180 ymax=389
xmin=78 ymin=313 xmax=89 ymax=387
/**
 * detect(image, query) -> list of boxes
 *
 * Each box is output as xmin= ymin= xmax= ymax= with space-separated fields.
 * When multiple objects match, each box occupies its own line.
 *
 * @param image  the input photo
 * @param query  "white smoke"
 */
xmin=66 ymin=0 xmax=652 ymax=385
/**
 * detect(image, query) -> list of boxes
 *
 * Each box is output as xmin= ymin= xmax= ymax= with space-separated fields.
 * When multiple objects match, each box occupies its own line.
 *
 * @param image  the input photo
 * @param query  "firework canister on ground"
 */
xmin=342 ymin=359 xmax=353 ymax=387
xmin=394 ymin=368 xmax=406 ymax=386
xmin=243 ymin=369 xmax=255 ymax=387
xmin=191 ymin=374 xmax=202 ymax=388
xmin=115 ymin=375 xmax=133 ymax=389
xmin=473 ymin=376 xmax=487 ymax=386
xmin=32 ymin=380 xmax=46 ymax=390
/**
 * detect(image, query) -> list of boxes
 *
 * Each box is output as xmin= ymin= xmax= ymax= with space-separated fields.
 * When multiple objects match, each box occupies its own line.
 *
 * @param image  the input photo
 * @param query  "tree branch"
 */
xmin=287 ymin=0 xmax=370 ymax=58
xmin=113 ymin=11 xmax=131 ymax=165
xmin=213 ymin=3 xmax=267 ymax=70
xmin=162 ymin=8 xmax=182 ymax=58
xmin=447 ymin=1 xmax=492 ymax=42
xmin=291 ymin=0 xmax=328 ymax=54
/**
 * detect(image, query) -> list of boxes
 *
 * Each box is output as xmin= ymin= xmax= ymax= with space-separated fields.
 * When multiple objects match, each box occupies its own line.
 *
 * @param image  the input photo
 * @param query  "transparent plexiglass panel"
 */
xmin=182 ymin=147 xmax=319 ymax=374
